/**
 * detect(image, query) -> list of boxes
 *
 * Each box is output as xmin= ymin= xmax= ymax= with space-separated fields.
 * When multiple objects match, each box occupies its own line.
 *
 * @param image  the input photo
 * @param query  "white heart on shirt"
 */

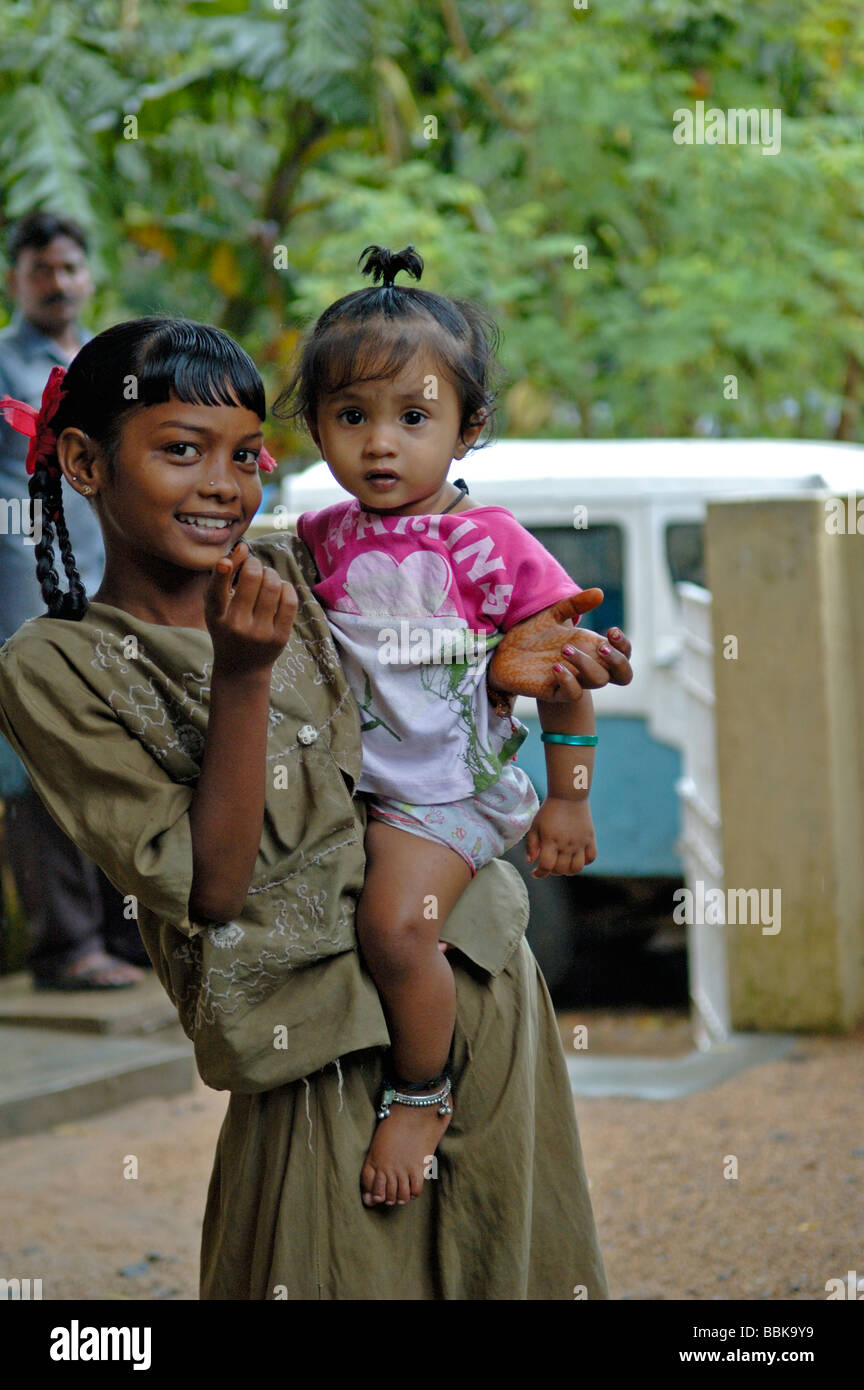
xmin=341 ymin=549 xmax=453 ymax=616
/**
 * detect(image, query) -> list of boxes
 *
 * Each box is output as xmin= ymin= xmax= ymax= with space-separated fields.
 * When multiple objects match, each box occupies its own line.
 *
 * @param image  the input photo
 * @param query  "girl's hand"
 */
xmin=525 ymin=797 xmax=597 ymax=879
xmin=488 ymin=592 xmax=634 ymax=702
xmin=205 ymin=540 xmax=298 ymax=675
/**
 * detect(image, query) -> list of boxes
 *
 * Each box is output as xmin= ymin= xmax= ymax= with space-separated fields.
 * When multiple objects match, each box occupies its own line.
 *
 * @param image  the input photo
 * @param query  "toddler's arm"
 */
xmin=524 ymin=693 xmax=597 ymax=879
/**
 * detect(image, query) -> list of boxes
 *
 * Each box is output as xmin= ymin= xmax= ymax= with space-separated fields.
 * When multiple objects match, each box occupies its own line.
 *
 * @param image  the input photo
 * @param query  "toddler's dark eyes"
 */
xmin=336 ymin=406 xmax=427 ymax=425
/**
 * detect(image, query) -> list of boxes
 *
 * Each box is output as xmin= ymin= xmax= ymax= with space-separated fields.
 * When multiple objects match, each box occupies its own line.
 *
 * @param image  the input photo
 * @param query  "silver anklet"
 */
xmin=377 ymin=1075 xmax=453 ymax=1120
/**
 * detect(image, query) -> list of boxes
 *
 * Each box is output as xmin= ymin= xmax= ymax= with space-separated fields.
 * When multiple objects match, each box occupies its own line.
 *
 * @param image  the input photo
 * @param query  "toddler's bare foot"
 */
xmin=361 ymin=1093 xmax=453 ymax=1208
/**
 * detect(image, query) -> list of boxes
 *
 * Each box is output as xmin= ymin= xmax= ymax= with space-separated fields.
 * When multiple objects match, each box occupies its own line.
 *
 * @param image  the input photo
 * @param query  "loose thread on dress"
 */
xmin=333 ymin=1056 xmax=344 ymax=1112
xmin=301 ymin=1075 xmax=314 ymax=1151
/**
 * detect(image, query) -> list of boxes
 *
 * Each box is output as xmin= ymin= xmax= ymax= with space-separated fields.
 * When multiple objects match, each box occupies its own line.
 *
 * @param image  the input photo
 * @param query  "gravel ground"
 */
xmin=0 ymin=1013 xmax=861 ymax=1302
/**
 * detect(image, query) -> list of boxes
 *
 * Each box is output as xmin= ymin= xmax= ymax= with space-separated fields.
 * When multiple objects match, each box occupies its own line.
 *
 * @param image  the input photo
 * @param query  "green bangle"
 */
xmin=541 ymin=733 xmax=598 ymax=746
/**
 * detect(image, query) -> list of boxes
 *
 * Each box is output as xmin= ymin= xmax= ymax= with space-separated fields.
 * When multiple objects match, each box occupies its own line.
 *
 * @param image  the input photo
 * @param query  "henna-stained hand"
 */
xmin=488 ymin=590 xmax=633 ymax=701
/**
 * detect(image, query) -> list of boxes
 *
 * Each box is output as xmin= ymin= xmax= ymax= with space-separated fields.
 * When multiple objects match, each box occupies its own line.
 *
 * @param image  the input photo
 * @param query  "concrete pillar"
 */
xmin=705 ymin=494 xmax=864 ymax=1031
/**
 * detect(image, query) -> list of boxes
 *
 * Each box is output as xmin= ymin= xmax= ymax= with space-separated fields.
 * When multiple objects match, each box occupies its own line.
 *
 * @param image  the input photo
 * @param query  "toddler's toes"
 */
xmin=361 ymin=1161 xmax=385 ymax=1207
xmin=409 ymin=1166 xmax=426 ymax=1199
xmin=360 ymin=1158 xmax=376 ymax=1206
xmin=383 ymin=1171 xmax=399 ymax=1207
xmin=371 ymin=1167 xmax=389 ymax=1206
xmin=396 ymin=1170 xmax=412 ymax=1206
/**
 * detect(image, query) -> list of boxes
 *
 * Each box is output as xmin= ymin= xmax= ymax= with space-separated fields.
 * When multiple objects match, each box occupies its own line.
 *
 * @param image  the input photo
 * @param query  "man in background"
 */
xmin=0 ymin=210 xmax=146 ymax=988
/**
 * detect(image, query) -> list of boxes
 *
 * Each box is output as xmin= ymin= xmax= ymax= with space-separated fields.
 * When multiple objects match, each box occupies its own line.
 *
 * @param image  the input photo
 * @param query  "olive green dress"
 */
xmin=0 ymin=532 xmax=608 ymax=1301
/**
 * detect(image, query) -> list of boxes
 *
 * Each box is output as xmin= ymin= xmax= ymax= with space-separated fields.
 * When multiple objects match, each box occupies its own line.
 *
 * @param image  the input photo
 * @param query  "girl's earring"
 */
xmin=71 ymin=474 xmax=93 ymax=495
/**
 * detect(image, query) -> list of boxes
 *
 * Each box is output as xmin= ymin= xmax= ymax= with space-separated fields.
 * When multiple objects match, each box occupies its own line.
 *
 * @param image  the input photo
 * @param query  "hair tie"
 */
xmin=0 ymin=365 xmax=67 ymax=477
xmin=258 ymin=445 xmax=276 ymax=473
xmin=27 ymin=365 xmax=67 ymax=477
xmin=0 ymin=365 xmax=67 ymax=522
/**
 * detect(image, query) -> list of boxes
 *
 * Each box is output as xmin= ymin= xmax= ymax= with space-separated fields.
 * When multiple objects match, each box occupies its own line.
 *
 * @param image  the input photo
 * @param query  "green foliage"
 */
xmin=1 ymin=0 xmax=863 ymax=454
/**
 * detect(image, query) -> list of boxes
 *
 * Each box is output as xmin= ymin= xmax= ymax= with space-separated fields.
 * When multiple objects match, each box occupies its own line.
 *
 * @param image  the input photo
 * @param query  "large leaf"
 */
xmin=0 ymin=84 xmax=94 ymax=226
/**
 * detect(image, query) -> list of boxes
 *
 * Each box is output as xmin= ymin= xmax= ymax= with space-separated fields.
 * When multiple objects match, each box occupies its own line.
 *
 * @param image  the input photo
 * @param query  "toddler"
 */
xmin=278 ymin=246 xmax=602 ymax=1208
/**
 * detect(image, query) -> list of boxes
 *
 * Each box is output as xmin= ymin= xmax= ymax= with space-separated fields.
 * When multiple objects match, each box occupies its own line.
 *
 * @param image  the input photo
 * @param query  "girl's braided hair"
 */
xmin=273 ymin=245 xmax=500 ymax=443
xmin=31 ymin=317 xmax=266 ymax=621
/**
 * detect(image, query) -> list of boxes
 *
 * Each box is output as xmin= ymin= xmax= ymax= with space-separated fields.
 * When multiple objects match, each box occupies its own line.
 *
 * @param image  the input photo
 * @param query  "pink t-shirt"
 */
xmin=298 ymin=501 xmax=580 ymax=802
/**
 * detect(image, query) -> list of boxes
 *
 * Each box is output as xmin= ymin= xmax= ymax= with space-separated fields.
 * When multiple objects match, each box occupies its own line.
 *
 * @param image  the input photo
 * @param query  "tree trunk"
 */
xmin=835 ymin=352 xmax=862 ymax=441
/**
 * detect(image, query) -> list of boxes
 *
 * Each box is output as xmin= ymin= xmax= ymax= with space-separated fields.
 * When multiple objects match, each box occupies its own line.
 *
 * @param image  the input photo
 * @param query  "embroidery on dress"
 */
xmin=207 ymin=923 xmax=245 ymax=949
xmin=88 ymin=629 xmax=209 ymax=779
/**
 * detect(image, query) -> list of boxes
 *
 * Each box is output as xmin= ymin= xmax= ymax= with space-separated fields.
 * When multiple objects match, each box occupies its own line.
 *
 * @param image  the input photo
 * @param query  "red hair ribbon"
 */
xmin=0 ymin=365 xmax=68 ymax=523
xmin=258 ymin=444 xmax=276 ymax=473
xmin=0 ymin=364 xmax=67 ymax=478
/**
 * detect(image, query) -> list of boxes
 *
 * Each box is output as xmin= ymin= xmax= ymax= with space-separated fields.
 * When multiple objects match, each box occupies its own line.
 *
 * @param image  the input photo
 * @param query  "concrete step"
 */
xmin=0 ymin=970 xmax=178 ymax=1035
xmin=567 ymin=1030 xmax=798 ymax=1099
xmin=0 ymin=1024 xmax=195 ymax=1140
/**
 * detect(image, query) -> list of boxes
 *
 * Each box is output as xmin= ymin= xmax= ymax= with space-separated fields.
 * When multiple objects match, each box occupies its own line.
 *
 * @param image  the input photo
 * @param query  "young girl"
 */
xmin=279 ymin=245 xmax=608 ymax=1211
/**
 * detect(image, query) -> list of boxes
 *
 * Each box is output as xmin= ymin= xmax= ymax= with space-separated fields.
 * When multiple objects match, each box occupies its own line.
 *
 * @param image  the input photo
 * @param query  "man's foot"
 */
xmin=33 ymin=950 xmax=145 ymax=991
xmin=361 ymin=1091 xmax=453 ymax=1208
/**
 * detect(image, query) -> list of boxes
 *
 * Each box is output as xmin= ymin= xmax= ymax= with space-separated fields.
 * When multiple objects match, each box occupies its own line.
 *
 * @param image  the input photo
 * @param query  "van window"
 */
xmin=666 ymin=523 xmax=705 ymax=589
xmin=526 ymin=525 xmax=625 ymax=633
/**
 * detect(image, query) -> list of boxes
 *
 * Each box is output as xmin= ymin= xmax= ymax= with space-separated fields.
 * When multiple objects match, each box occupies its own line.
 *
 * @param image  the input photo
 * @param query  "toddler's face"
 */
xmin=310 ymin=353 xmax=481 ymax=515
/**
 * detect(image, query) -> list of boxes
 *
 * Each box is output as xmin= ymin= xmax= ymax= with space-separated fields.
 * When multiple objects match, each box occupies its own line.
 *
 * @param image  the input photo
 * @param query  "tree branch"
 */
xmin=438 ymin=0 xmax=525 ymax=132
xmin=219 ymin=104 xmax=329 ymax=336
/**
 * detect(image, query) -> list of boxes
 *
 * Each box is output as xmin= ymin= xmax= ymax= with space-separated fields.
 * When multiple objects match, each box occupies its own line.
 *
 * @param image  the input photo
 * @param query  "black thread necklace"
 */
xmin=440 ymin=478 xmax=469 ymax=515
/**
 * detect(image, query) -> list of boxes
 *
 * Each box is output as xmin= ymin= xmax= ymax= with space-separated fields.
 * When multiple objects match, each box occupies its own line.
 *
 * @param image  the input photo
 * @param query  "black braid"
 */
xmin=53 ymin=493 xmax=88 ymax=620
xmin=28 ymin=460 xmax=87 ymax=621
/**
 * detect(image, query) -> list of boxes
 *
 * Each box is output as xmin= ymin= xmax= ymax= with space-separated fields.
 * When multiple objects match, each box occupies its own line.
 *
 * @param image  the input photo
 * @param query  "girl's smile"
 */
xmin=310 ymin=355 xmax=482 ymax=516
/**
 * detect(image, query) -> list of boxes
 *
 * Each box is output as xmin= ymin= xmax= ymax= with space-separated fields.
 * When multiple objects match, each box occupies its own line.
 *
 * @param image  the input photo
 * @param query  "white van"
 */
xmin=265 ymin=437 xmax=863 ymax=881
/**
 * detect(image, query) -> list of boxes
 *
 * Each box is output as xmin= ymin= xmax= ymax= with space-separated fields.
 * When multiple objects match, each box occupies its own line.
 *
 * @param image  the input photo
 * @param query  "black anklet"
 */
xmin=391 ymin=1070 xmax=450 ymax=1094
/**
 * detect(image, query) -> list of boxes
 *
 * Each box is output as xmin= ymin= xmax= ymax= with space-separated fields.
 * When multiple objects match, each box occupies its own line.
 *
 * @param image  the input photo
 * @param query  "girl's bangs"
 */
xmin=137 ymin=325 xmax=266 ymax=418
